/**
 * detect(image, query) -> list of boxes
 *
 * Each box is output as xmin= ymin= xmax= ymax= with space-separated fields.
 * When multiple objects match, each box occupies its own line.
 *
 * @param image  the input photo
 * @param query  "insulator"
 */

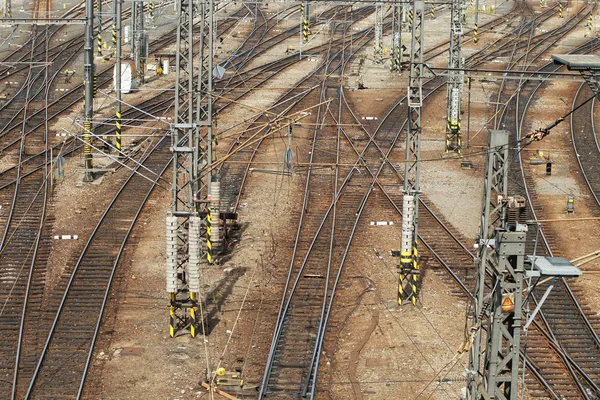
xmin=166 ymin=216 xmax=178 ymax=293
xmin=210 ymin=178 xmax=221 ymax=246
xmin=401 ymin=194 xmax=415 ymax=263
xmin=188 ymin=216 xmax=202 ymax=293
xmin=437 ymin=376 xmax=467 ymax=384
xmin=450 ymin=88 xmax=461 ymax=123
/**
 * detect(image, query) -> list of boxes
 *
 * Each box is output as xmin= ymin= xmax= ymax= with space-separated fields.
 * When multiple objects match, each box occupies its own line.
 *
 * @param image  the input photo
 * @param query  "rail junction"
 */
xmin=0 ymin=0 xmax=599 ymax=398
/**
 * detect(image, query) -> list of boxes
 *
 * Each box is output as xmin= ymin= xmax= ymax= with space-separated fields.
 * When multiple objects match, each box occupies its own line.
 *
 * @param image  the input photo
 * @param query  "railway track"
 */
xmin=572 ymin=84 xmax=600 ymax=211
xmin=217 ymin=1 xmax=600 ymax=398
xmin=23 ymin=136 xmax=170 ymax=399
xmin=255 ymin=3 xmax=537 ymax=397
xmin=2 ymin=0 xmax=599 ymax=398
xmin=258 ymin=17 xmax=378 ymax=397
xmin=0 ymin=2 xmax=348 ymax=397
xmin=0 ymin=4 xmax=56 ymax=396
xmin=494 ymin=14 xmax=600 ymax=395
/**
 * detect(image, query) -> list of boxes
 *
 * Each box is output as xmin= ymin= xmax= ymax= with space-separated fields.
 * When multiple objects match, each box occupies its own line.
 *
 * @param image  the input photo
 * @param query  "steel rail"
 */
xmin=75 ymin=137 xmax=171 ymax=398
xmin=2 ymin=3 xmax=326 ymax=396
xmin=261 ymin=1 xmax=572 ymax=392
xmin=0 ymin=2 xmax=245 ymax=139
xmin=495 ymin=31 xmax=600 ymax=397
xmin=23 ymin=136 xmax=170 ymax=399
xmin=517 ymin=55 xmax=600 ymax=349
xmin=260 ymin=0 xmax=519 ymax=391
xmin=507 ymin=57 xmax=594 ymax=400
xmin=593 ymin=97 xmax=600 ymax=157
xmin=0 ymin=14 xmax=53 ymax=399
xmin=572 ymin=83 xmax=600 ymax=207
xmin=0 ymin=40 xmax=83 ymax=139
xmin=259 ymin=11 xmax=376 ymax=397
xmin=9 ymin=36 xmax=51 ymax=400
xmin=0 ymin=3 xmax=253 ymax=186
xmin=312 ymin=6 xmax=600 ymax=398
xmin=77 ymin=4 xmax=342 ymax=392
xmin=310 ymin=22 xmax=596 ymax=394
xmin=0 ymin=5 xmax=317 ymax=195
xmin=307 ymin=23 xmax=559 ymax=396
xmin=0 ymin=4 xmax=262 ymax=396
xmin=180 ymin=0 xmax=576 ymax=396
xmin=258 ymin=30 xmax=350 ymax=399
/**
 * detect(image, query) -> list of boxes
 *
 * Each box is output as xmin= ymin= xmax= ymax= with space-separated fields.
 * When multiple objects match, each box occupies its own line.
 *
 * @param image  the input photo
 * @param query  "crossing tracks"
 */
xmin=0 ymin=0 xmax=600 ymax=398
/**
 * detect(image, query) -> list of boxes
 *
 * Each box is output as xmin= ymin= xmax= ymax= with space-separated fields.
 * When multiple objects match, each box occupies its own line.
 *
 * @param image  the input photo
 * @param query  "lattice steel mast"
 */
xmin=132 ymin=0 xmax=147 ymax=84
xmin=83 ymin=0 xmax=95 ymax=182
xmin=466 ymin=130 xmax=526 ymax=400
xmin=399 ymin=0 xmax=423 ymax=305
xmin=445 ymin=0 xmax=464 ymax=154
xmin=2 ymin=0 xmax=11 ymax=18
xmin=374 ymin=2 xmax=384 ymax=61
xmin=166 ymin=0 xmax=214 ymax=338
xmin=390 ymin=1 xmax=402 ymax=71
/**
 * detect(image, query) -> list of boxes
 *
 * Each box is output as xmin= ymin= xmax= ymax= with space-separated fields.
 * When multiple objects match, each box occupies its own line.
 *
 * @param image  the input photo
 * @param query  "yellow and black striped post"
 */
xmin=139 ymin=58 xmax=145 ymax=84
xmin=399 ymin=248 xmax=412 ymax=297
xmin=189 ymin=292 xmax=197 ymax=337
xmin=398 ymin=272 xmax=405 ymax=303
xmin=93 ymin=74 xmax=97 ymax=97
xmin=445 ymin=124 xmax=450 ymax=152
xmin=411 ymin=246 xmax=419 ymax=305
xmin=115 ymin=110 xmax=122 ymax=150
xmin=97 ymin=32 xmax=102 ymax=56
xmin=430 ymin=6 xmax=435 ymax=19
xmin=93 ymin=1 xmax=98 ymax=56
xmin=375 ymin=40 xmax=382 ymax=58
xmin=300 ymin=3 xmax=305 ymax=39
xmin=83 ymin=120 xmax=93 ymax=171
xmin=149 ymin=1 xmax=155 ymax=25
xmin=588 ymin=12 xmax=593 ymax=33
xmin=391 ymin=43 xmax=401 ymax=72
xmin=112 ymin=23 xmax=117 ymax=46
xmin=559 ymin=2 xmax=563 ymax=18
xmin=398 ymin=246 xmax=420 ymax=305
xmin=207 ymin=208 xmax=213 ymax=264
xmin=474 ymin=23 xmax=478 ymax=44
xmin=446 ymin=119 xmax=461 ymax=154
xmin=302 ymin=18 xmax=309 ymax=42
xmin=169 ymin=293 xmax=175 ymax=337
xmin=408 ymin=8 xmax=413 ymax=29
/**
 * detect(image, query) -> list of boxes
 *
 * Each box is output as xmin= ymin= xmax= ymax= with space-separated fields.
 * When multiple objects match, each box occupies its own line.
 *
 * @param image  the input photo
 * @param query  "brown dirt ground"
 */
xmin=32 ymin=2 xmax=597 ymax=400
